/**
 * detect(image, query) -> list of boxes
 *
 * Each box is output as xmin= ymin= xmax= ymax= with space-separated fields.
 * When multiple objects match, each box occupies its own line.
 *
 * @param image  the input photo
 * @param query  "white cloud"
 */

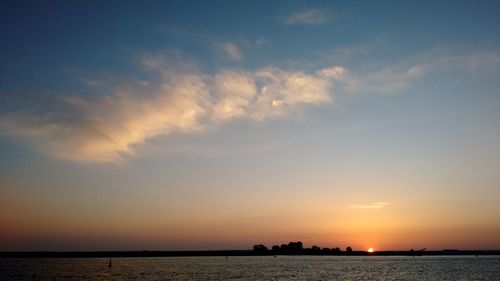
xmin=220 ymin=42 xmax=242 ymax=61
xmin=0 ymin=60 xmax=338 ymax=163
xmin=315 ymin=60 xmax=428 ymax=95
xmin=317 ymin=66 xmax=349 ymax=80
xmin=351 ymin=202 xmax=389 ymax=209
xmin=0 ymin=74 xmax=211 ymax=163
xmin=212 ymin=70 xmax=257 ymax=120
xmin=321 ymin=50 xmax=500 ymax=95
xmin=251 ymin=67 xmax=332 ymax=120
xmin=285 ymin=8 xmax=329 ymax=25
xmin=2 ymin=51 xmax=498 ymax=163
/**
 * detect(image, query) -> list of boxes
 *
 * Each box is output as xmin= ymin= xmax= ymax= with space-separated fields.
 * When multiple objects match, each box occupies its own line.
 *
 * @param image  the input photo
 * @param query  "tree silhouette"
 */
xmin=287 ymin=241 xmax=303 ymax=253
xmin=251 ymin=241 xmax=349 ymax=255
xmin=253 ymin=244 xmax=268 ymax=253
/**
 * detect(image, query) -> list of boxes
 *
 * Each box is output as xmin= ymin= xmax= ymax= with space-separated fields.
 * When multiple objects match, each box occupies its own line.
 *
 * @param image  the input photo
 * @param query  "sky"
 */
xmin=1 ymin=0 xmax=499 ymax=251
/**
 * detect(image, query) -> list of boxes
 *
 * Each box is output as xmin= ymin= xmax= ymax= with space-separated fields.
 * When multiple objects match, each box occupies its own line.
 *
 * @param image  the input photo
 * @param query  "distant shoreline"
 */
xmin=2 ymin=250 xmax=500 ymax=258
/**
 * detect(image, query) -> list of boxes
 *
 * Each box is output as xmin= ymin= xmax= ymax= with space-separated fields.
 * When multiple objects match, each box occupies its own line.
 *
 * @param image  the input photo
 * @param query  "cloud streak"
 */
xmin=351 ymin=202 xmax=389 ymax=209
xmin=285 ymin=8 xmax=329 ymax=25
xmin=219 ymin=42 xmax=243 ymax=61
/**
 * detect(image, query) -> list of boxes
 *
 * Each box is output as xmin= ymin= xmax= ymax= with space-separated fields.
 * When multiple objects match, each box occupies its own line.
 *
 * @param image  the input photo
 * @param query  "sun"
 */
xmin=367 ymin=248 xmax=374 ymax=253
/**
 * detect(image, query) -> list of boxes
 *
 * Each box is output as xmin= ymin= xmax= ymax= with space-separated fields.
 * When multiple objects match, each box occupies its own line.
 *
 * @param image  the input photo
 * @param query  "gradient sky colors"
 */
xmin=1 ymin=0 xmax=499 ymax=251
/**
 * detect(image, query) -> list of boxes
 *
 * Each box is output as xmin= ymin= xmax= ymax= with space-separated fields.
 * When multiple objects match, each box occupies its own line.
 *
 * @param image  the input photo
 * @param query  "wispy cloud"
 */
xmin=219 ymin=42 xmax=243 ymax=61
xmin=319 ymin=51 xmax=500 ymax=94
xmin=351 ymin=202 xmax=389 ymax=209
xmin=418 ymin=51 xmax=500 ymax=73
xmin=0 ymin=75 xmax=211 ymax=163
xmin=255 ymin=38 xmax=267 ymax=46
xmin=0 ymin=59 xmax=338 ymax=163
xmin=315 ymin=63 xmax=424 ymax=95
xmin=285 ymin=8 xmax=329 ymax=26
xmin=1 ymin=50 xmax=498 ymax=164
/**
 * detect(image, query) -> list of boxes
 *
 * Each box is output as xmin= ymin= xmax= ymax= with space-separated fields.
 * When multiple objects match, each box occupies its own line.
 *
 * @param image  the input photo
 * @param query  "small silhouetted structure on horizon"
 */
xmin=410 ymin=248 xmax=426 ymax=257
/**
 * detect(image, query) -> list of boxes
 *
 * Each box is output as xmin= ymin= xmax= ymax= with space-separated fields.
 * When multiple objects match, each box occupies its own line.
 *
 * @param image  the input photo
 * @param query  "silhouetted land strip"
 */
xmin=2 ymin=249 xmax=500 ymax=258
xmin=2 ymin=240 xmax=499 ymax=258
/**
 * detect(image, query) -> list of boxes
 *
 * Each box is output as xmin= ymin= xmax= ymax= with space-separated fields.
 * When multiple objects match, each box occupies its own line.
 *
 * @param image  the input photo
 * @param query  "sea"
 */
xmin=1 ymin=256 xmax=499 ymax=280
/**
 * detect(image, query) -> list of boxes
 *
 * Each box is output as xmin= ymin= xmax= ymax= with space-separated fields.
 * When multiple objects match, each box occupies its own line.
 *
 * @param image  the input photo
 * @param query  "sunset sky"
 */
xmin=1 ymin=0 xmax=499 ymax=251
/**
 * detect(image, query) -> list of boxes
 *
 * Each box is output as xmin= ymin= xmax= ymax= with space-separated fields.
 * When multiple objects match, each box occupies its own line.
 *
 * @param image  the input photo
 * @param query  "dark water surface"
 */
xmin=1 ymin=256 xmax=499 ymax=280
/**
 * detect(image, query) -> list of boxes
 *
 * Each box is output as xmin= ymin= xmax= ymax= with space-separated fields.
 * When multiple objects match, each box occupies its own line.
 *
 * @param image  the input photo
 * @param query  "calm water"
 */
xmin=1 ymin=256 xmax=499 ymax=280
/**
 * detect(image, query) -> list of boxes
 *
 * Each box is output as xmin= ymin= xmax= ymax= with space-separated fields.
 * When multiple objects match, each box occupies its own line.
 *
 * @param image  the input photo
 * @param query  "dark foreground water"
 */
xmin=1 ymin=256 xmax=500 ymax=280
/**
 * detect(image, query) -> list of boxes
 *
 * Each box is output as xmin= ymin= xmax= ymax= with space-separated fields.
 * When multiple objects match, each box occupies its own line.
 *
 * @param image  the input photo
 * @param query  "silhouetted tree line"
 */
xmin=253 ymin=241 xmax=354 ymax=255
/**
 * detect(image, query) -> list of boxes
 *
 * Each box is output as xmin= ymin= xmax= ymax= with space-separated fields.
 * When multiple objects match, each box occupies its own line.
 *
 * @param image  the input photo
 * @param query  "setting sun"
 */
xmin=368 ymin=248 xmax=374 ymax=253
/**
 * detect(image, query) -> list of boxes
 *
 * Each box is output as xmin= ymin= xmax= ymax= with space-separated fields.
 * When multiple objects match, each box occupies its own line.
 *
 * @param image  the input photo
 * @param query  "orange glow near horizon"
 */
xmin=367 ymin=248 xmax=374 ymax=253
xmin=2 ymin=182 xmax=500 ymax=251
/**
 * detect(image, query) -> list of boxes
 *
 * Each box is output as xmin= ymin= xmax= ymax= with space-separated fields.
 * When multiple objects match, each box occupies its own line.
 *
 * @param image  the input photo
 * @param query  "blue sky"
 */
xmin=1 ymin=0 xmax=499 ymax=251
